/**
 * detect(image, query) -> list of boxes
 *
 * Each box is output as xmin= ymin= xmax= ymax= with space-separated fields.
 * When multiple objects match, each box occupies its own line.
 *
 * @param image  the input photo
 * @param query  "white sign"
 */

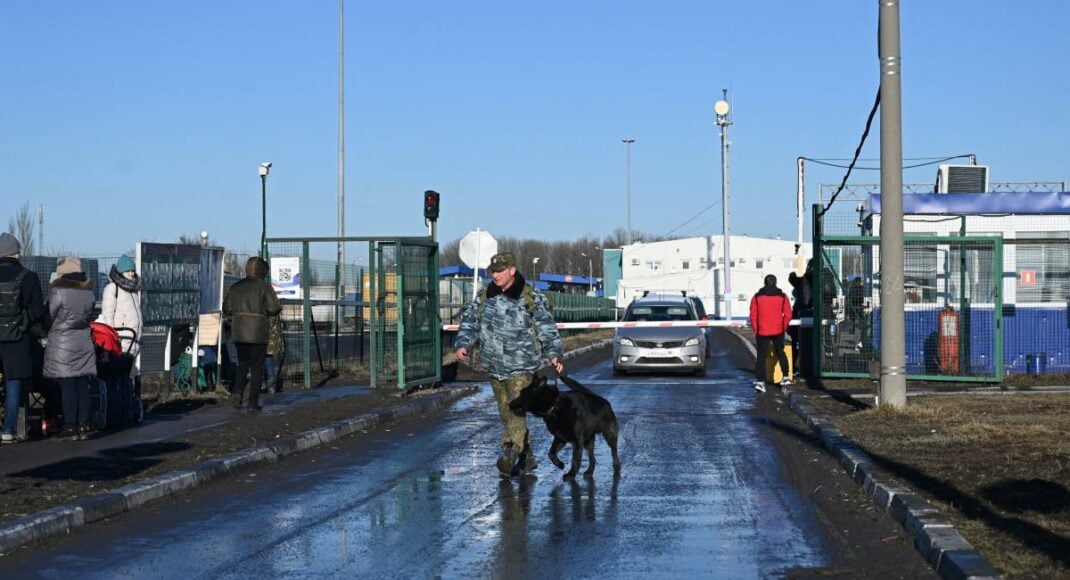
xmin=271 ymin=256 xmax=302 ymax=299
xmin=459 ymin=229 xmax=497 ymax=269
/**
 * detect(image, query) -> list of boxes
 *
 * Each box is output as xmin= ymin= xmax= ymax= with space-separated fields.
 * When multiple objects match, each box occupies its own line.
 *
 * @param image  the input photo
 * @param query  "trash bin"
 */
xmin=1025 ymin=352 xmax=1047 ymax=377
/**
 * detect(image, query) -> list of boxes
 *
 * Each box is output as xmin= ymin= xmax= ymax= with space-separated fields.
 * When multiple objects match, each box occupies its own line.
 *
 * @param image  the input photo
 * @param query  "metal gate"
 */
xmin=369 ymin=238 xmax=441 ymax=390
xmin=264 ymin=236 xmax=440 ymax=390
xmin=813 ymin=207 xmax=1004 ymax=382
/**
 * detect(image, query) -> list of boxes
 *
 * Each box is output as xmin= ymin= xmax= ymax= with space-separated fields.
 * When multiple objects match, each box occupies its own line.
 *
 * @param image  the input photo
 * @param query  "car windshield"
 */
xmin=625 ymin=305 xmax=693 ymax=322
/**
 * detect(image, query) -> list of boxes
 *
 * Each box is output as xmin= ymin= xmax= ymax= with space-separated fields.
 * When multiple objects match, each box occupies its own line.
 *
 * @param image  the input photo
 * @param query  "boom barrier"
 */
xmin=441 ymin=319 xmax=810 ymax=332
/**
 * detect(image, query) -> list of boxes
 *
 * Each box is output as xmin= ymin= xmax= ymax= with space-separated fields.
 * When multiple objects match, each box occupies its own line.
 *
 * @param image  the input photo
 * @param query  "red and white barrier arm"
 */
xmin=441 ymin=318 xmax=812 ymax=332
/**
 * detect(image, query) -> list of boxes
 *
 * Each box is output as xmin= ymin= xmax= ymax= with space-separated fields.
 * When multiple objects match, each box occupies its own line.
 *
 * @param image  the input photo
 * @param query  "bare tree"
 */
xmin=7 ymin=202 xmax=35 ymax=256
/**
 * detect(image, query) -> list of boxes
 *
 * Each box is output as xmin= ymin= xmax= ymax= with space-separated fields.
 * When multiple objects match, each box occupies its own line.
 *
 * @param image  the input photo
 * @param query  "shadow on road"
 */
xmin=10 ymin=441 xmax=194 ymax=482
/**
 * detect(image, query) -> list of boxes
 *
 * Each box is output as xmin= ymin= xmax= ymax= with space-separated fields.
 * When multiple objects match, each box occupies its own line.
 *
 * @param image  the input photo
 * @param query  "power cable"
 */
xmin=819 ymin=90 xmax=880 ymax=217
xmin=662 ymin=200 xmax=721 ymax=238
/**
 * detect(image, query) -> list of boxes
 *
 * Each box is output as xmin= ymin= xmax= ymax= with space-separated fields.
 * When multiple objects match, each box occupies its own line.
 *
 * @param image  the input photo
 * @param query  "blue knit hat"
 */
xmin=116 ymin=255 xmax=136 ymax=273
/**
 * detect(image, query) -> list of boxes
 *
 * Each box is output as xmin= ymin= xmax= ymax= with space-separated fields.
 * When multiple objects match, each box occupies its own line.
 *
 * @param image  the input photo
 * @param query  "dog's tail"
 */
xmin=559 ymin=374 xmax=597 ymax=395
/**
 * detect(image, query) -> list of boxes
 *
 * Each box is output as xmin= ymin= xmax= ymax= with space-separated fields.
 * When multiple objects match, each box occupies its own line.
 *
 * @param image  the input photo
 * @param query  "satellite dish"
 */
xmin=714 ymin=100 xmax=730 ymax=116
xmin=459 ymin=229 xmax=498 ymax=269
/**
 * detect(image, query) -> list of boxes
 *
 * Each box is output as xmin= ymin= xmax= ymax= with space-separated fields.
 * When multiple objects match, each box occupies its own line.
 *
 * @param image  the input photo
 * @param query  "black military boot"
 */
xmin=522 ymin=443 xmax=538 ymax=473
xmin=496 ymin=446 xmax=520 ymax=478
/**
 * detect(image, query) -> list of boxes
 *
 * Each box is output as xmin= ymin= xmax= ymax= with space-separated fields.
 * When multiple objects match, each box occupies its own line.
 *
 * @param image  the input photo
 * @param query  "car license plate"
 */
xmin=649 ymin=349 xmax=669 ymax=356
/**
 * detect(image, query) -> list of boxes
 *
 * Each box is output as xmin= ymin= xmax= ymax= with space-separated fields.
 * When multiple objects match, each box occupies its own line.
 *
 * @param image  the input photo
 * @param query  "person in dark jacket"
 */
xmin=749 ymin=274 xmax=793 ymax=393
xmin=222 ymin=257 xmax=281 ymax=411
xmin=0 ymin=233 xmax=46 ymax=443
xmin=45 ymin=256 xmax=98 ymax=440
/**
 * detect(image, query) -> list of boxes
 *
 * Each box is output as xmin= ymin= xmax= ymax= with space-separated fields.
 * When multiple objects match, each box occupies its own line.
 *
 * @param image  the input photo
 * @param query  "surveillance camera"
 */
xmin=260 ymin=162 xmax=272 ymax=169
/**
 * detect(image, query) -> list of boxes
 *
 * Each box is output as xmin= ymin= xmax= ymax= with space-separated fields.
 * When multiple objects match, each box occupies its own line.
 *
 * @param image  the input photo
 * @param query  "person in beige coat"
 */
xmin=45 ymin=256 xmax=97 ymax=440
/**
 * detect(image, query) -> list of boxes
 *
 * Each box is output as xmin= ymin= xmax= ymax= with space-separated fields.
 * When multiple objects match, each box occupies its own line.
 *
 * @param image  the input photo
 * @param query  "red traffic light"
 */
xmin=423 ymin=190 xmax=440 ymax=221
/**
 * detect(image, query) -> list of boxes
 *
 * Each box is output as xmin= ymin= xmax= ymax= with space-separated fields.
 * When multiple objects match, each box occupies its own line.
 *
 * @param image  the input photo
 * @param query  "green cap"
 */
xmin=487 ymin=252 xmax=516 ymax=272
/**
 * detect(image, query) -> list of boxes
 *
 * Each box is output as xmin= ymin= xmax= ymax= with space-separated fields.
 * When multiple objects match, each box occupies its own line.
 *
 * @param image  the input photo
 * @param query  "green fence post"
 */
xmin=302 ymin=241 xmax=312 ymax=390
xmin=395 ymin=240 xmax=406 ymax=389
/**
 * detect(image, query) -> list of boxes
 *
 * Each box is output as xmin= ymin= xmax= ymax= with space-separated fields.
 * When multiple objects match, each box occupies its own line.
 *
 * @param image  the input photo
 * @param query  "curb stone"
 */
xmin=693 ymin=327 xmax=1003 ymax=578
xmin=785 ymin=390 xmax=1003 ymax=580
xmin=0 ymin=386 xmax=478 ymax=557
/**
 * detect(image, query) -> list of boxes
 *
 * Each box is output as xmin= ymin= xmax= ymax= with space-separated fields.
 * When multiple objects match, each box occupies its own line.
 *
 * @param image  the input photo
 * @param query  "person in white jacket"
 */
xmin=97 ymin=255 xmax=143 ymax=360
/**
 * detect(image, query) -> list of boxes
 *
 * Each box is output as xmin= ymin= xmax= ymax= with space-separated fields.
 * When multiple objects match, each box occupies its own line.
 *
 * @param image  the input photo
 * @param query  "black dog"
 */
xmin=509 ymin=374 xmax=621 ymax=479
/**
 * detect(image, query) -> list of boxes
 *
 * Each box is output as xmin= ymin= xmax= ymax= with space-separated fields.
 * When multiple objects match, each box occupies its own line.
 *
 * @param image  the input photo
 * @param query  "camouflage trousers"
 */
xmin=490 ymin=373 xmax=532 ymax=451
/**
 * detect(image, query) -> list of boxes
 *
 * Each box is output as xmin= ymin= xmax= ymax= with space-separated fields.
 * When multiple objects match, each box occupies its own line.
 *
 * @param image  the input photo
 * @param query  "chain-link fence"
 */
xmin=815 ymin=200 xmax=1069 ymax=381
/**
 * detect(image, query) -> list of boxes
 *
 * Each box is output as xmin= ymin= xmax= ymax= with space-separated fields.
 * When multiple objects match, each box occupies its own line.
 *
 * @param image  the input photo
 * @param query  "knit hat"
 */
xmin=116 ymin=255 xmax=136 ymax=273
xmin=0 ymin=232 xmax=20 ymax=257
xmin=56 ymin=255 xmax=83 ymax=276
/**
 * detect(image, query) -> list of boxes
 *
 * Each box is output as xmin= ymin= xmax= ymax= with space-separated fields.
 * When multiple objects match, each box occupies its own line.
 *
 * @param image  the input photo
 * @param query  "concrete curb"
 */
xmin=717 ymin=327 xmax=1002 ymax=578
xmin=0 ymin=386 xmax=478 ymax=556
xmin=785 ymin=392 xmax=1003 ymax=580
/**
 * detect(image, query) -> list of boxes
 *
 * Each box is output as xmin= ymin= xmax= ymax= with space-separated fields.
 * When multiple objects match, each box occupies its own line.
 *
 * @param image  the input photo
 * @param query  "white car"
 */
xmin=613 ymin=294 xmax=707 ymax=377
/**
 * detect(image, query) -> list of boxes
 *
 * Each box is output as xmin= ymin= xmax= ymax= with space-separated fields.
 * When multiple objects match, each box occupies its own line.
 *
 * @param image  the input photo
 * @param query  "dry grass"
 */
xmin=805 ymin=390 xmax=1070 ymax=578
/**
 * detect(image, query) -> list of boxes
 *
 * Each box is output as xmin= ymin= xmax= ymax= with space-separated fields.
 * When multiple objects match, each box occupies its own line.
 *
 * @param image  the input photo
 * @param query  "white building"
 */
xmin=617 ymin=235 xmax=811 ymax=320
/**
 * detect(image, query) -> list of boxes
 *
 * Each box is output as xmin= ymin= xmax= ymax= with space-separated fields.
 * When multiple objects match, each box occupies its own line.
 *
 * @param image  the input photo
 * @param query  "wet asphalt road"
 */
xmin=3 ymin=341 xmax=834 ymax=579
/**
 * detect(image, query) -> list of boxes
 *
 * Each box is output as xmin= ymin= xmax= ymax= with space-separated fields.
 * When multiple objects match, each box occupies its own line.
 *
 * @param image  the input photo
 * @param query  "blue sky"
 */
xmin=2 ymin=1 xmax=1067 ymax=258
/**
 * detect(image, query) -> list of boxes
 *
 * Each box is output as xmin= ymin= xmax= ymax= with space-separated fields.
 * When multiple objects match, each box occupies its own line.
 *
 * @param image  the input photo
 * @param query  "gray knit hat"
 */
xmin=0 ymin=233 xmax=20 ymax=257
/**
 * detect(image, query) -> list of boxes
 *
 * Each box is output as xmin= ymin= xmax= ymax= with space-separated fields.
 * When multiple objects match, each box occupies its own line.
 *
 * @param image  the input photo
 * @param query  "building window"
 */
xmin=904 ymin=233 xmax=937 ymax=303
xmin=646 ymin=260 xmax=662 ymax=273
xmin=1016 ymin=231 xmax=1069 ymax=303
xmin=947 ymin=233 xmax=998 ymax=304
xmin=681 ymin=260 xmax=690 ymax=270
xmin=755 ymin=260 xmax=764 ymax=269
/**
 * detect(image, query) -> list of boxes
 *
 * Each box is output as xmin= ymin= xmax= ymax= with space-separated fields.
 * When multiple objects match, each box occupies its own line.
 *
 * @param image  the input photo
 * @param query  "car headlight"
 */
xmin=684 ymin=336 xmax=701 ymax=347
xmin=618 ymin=337 xmax=635 ymax=347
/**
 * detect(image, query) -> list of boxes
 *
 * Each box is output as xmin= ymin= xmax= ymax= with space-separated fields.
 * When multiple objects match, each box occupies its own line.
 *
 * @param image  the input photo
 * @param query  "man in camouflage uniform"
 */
xmin=454 ymin=252 xmax=564 ymax=477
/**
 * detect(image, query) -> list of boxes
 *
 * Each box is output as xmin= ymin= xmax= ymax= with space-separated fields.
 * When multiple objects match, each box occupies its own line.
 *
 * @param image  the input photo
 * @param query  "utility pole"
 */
xmin=715 ymin=91 xmax=733 ymax=321
xmin=622 ymin=138 xmax=635 ymax=244
xmin=878 ymin=0 xmax=907 ymax=409
xmin=336 ymin=0 xmax=346 ymax=335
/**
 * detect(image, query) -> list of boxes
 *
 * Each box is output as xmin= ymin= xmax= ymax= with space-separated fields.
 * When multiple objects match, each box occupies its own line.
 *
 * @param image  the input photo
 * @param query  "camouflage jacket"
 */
xmin=453 ymin=274 xmax=563 ymax=379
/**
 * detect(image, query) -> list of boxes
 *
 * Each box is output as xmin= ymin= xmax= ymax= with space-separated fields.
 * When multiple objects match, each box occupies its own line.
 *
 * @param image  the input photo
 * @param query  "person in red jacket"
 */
xmin=749 ymin=274 xmax=793 ymax=393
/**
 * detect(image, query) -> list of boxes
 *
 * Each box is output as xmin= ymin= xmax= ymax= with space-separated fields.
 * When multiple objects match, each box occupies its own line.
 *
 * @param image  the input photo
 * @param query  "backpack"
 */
xmin=0 ymin=269 xmax=29 ymax=342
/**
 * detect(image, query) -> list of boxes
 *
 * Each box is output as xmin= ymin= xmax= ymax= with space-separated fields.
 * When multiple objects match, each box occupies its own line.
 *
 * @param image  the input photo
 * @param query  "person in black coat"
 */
xmin=0 ymin=233 xmax=46 ymax=443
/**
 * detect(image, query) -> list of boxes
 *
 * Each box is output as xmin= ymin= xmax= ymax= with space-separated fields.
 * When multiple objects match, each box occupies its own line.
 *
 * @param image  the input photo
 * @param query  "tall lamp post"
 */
xmin=259 ymin=162 xmax=272 ymax=259
xmin=715 ymin=91 xmax=733 ymax=321
xmin=532 ymin=257 xmax=540 ymax=281
xmin=622 ymin=138 xmax=635 ymax=244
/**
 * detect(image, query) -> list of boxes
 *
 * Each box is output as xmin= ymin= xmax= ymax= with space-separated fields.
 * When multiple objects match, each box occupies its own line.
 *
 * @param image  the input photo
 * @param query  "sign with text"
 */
xmin=271 ymin=256 xmax=302 ymax=298
xmin=138 ymin=243 xmax=202 ymax=325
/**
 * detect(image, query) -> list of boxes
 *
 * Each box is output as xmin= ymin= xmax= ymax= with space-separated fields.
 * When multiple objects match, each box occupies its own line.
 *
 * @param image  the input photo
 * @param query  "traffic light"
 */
xmin=423 ymin=190 xmax=440 ymax=221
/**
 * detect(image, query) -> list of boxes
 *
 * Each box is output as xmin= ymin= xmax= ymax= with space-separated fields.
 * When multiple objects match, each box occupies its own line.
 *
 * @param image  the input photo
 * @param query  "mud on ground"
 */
xmin=803 ymin=387 xmax=1070 ymax=578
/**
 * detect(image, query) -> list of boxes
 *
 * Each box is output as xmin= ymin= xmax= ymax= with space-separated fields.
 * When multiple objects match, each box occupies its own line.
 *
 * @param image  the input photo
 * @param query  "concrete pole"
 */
xmin=878 ymin=0 xmax=907 ymax=408
xmin=716 ymin=91 xmax=733 ymax=321
xmin=796 ymin=157 xmax=805 ymax=253
xmin=336 ymin=0 xmax=346 ymax=334
xmin=337 ymin=0 xmax=346 ymax=280
xmin=623 ymin=138 xmax=635 ymax=244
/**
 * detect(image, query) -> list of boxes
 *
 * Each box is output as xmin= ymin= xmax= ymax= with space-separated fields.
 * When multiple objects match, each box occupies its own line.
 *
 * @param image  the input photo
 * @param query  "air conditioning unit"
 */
xmin=935 ymin=164 xmax=988 ymax=194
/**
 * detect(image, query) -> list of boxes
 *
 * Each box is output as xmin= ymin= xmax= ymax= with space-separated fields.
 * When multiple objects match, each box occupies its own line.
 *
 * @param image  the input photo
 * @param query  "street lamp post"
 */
xmin=622 ymin=138 xmax=635 ymax=244
xmin=715 ymin=91 xmax=733 ymax=321
xmin=259 ymin=162 xmax=272 ymax=259
xmin=532 ymin=257 xmax=540 ymax=281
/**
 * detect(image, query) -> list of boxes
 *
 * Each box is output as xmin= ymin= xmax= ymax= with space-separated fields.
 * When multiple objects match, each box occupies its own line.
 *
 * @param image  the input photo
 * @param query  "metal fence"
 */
xmin=814 ymin=201 xmax=1069 ymax=380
